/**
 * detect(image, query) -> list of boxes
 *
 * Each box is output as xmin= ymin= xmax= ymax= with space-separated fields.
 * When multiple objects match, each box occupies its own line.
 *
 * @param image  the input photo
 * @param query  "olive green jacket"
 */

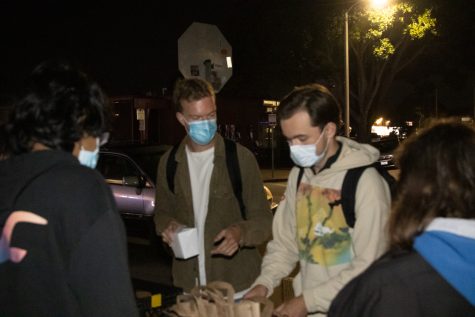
xmin=154 ymin=134 xmax=272 ymax=292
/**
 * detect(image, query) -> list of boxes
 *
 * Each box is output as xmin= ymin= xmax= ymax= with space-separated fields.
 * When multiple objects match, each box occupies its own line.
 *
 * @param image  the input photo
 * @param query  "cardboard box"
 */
xmin=171 ymin=227 xmax=199 ymax=259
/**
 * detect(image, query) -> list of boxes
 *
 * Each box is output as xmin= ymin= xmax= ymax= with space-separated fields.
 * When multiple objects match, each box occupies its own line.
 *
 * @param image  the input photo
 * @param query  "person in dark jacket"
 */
xmin=329 ymin=119 xmax=475 ymax=317
xmin=0 ymin=60 xmax=139 ymax=316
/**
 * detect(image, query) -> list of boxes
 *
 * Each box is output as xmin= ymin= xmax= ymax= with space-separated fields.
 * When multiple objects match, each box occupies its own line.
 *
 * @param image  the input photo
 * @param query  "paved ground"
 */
xmin=128 ymin=240 xmax=172 ymax=284
xmin=261 ymin=168 xmax=291 ymax=182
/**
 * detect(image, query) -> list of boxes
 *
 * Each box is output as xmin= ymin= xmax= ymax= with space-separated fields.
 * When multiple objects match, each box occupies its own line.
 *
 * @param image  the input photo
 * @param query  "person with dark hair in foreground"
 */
xmin=0 ymin=60 xmax=138 ymax=316
xmin=329 ymin=119 xmax=475 ymax=316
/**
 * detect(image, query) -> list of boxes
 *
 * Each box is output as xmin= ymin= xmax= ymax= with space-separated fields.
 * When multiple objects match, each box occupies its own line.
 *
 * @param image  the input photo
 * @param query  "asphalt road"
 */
xmin=126 ymin=218 xmax=173 ymax=286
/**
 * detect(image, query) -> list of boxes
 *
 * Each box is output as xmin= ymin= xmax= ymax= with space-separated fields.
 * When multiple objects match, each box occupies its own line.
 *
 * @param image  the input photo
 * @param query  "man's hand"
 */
xmin=210 ymin=224 xmax=241 ymax=256
xmin=243 ymin=284 xmax=268 ymax=300
xmin=273 ymin=295 xmax=307 ymax=317
xmin=160 ymin=220 xmax=184 ymax=246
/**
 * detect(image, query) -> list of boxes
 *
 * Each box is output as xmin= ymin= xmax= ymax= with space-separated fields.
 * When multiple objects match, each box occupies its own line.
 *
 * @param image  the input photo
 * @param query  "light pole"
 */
xmin=344 ymin=10 xmax=351 ymax=137
xmin=344 ymin=0 xmax=389 ymax=138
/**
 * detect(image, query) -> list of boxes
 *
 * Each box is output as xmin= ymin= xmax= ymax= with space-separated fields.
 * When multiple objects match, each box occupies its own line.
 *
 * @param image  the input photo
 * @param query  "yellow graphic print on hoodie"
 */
xmin=296 ymin=183 xmax=352 ymax=266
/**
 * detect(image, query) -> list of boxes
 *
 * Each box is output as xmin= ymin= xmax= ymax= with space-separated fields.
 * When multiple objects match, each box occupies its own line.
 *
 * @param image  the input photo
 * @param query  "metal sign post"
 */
xmin=268 ymin=113 xmax=277 ymax=179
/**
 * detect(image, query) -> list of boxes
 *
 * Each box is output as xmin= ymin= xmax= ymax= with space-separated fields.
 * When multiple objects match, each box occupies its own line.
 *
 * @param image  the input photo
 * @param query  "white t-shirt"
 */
xmin=186 ymin=145 xmax=215 ymax=286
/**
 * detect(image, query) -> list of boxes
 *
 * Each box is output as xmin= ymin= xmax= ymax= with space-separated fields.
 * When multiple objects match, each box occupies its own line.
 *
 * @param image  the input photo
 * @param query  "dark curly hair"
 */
xmin=389 ymin=118 xmax=475 ymax=250
xmin=0 ymin=60 xmax=109 ymax=156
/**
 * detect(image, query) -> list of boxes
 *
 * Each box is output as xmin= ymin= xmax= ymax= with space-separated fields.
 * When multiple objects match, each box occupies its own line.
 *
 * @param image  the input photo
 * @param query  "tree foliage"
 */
xmin=359 ymin=3 xmax=436 ymax=59
xmin=323 ymin=1 xmax=437 ymax=141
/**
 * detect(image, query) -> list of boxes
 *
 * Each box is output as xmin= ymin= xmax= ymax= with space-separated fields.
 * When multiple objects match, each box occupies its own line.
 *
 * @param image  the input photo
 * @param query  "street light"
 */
xmin=344 ymin=0 xmax=389 ymax=138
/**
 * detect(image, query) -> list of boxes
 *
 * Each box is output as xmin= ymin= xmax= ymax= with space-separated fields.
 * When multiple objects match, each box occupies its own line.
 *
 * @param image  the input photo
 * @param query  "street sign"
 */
xmin=178 ymin=22 xmax=233 ymax=92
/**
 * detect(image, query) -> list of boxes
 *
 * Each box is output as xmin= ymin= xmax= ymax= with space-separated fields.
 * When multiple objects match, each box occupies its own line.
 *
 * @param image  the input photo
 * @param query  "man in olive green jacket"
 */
xmin=154 ymin=78 xmax=272 ymax=296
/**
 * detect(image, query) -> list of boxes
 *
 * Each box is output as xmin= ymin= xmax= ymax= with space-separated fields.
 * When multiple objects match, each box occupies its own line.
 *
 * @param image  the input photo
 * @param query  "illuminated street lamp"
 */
xmin=344 ymin=0 xmax=389 ymax=137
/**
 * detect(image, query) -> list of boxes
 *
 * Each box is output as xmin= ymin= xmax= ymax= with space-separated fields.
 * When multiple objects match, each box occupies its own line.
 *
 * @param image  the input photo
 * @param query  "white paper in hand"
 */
xmin=170 ymin=227 xmax=199 ymax=259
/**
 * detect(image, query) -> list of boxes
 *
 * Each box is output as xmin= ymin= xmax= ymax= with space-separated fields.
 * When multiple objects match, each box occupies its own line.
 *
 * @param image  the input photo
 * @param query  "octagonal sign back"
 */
xmin=178 ymin=22 xmax=232 ymax=93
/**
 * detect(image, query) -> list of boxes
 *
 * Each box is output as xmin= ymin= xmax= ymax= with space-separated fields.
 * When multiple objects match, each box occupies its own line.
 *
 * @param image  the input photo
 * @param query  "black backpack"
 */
xmin=166 ymin=139 xmax=247 ymax=220
xmin=296 ymin=162 xmax=397 ymax=228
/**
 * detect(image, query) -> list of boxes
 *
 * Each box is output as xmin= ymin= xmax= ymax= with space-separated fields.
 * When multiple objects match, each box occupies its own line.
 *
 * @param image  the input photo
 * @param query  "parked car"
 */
xmin=371 ymin=137 xmax=400 ymax=169
xmin=96 ymin=144 xmax=278 ymax=241
xmin=96 ymin=144 xmax=170 ymax=246
xmin=97 ymin=148 xmax=161 ymax=219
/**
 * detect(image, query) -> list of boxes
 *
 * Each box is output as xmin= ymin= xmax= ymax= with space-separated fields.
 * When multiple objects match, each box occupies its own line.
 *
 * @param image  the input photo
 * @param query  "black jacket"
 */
xmin=0 ymin=150 xmax=138 ymax=317
xmin=328 ymin=250 xmax=475 ymax=317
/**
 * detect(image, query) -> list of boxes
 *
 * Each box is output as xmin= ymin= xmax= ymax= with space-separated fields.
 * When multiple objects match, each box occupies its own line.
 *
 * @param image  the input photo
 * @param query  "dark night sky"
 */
xmin=0 ymin=1 xmax=238 ymax=95
xmin=1 ymin=0 xmax=303 ymax=97
xmin=1 ymin=0 xmax=474 ymax=118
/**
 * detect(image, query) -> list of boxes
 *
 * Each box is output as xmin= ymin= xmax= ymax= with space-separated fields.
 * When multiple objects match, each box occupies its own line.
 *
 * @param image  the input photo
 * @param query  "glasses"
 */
xmin=99 ymin=132 xmax=110 ymax=146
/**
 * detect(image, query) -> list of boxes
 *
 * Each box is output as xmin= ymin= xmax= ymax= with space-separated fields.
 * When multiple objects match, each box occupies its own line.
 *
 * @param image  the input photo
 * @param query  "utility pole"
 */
xmin=344 ymin=11 xmax=350 ymax=137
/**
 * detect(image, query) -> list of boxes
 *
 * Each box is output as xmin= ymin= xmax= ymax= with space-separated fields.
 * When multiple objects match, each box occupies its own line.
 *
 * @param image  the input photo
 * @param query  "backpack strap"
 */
xmin=296 ymin=166 xmax=305 ymax=192
xmin=165 ymin=139 xmax=246 ymax=220
xmin=294 ymin=164 xmax=371 ymax=228
xmin=224 ymin=139 xmax=246 ymax=220
xmin=371 ymin=163 xmax=398 ymax=197
xmin=340 ymin=165 xmax=370 ymax=228
xmin=166 ymin=143 xmax=180 ymax=193
xmin=340 ymin=162 xmax=397 ymax=228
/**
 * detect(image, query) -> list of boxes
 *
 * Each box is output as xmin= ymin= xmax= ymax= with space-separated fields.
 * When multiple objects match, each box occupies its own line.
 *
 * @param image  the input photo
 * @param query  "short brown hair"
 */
xmin=389 ymin=118 xmax=475 ymax=250
xmin=172 ymin=78 xmax=215 ymax=112
xmin=277 ymin=83 xmax=342 ymax=130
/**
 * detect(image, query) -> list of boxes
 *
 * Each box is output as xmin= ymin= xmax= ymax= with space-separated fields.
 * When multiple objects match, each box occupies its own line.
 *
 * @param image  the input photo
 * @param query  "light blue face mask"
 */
xmin=187 ymin=119 xmax=217 ymax=145
xmin=78 ymin=138 xmax=100 ymax=169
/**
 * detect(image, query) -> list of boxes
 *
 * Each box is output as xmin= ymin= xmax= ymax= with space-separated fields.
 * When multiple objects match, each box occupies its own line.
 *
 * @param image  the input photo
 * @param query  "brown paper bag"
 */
xmin=235 ymin=296 xmax=273 ymax=317
xmin=166 ymin=281 xmax=273 ymax=317
xmin=169 ymin=294 xmax=200 ymax=317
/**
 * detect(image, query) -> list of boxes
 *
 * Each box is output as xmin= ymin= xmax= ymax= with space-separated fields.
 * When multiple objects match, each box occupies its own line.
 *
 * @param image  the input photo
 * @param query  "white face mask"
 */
xmin=78 ymin=138 xmax=99 ymax=169
xmin=289 ymin=130 xmax=328 ymax=167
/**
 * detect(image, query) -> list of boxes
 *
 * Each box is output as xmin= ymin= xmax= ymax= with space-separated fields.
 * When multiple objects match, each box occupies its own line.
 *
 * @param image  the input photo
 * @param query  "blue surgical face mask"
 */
xmin=78 ymin=138 xmax=100 ymax=169
xmin=187 ymin=119 xmax=217 ymax=145
xmin=289 ymin=130 xmax=328 ymax=167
